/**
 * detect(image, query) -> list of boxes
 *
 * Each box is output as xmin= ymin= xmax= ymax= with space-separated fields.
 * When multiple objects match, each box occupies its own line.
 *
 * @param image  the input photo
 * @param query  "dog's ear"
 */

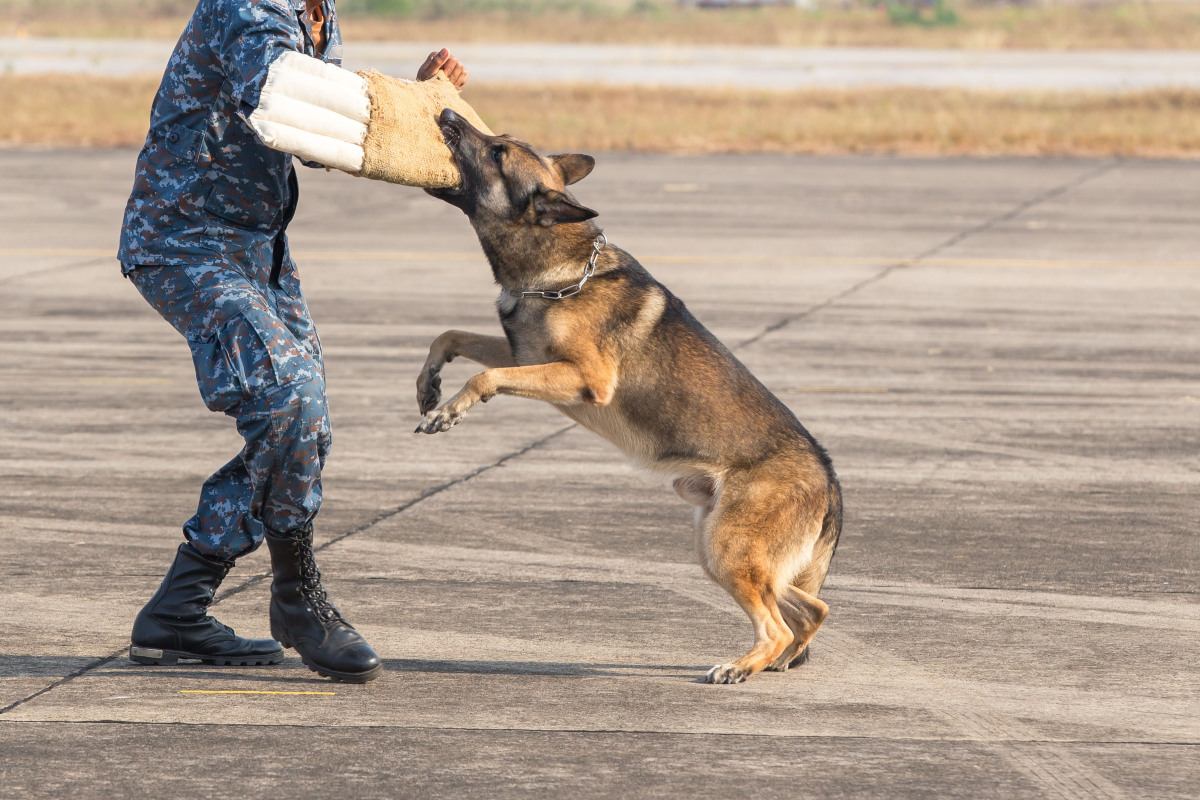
xmin=549 ymin=154 xmax=595 ymax=186
xmin=531 ymin=190 xmax=598 ymax=227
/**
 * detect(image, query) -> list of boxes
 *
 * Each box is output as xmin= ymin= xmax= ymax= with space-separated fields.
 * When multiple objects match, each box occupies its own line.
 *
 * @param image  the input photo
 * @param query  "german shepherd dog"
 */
xmin=417 ymin=109 xmax=842 ymax=684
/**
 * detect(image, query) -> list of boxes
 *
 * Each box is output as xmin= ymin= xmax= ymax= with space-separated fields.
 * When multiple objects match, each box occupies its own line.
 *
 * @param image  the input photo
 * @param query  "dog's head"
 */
xmin=427 ymin=108 xmax=597 ymax=232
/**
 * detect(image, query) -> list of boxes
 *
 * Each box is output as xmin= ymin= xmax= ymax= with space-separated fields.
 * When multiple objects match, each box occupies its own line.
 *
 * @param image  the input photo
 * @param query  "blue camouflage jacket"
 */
xmin=119 ymin=0 xmax=343 ymax=271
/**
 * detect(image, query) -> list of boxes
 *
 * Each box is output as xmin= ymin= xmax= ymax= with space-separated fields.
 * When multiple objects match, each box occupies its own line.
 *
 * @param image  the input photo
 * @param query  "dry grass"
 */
xmin=470 ymin=85 xmax=1200 ymax=158
xmin=0 ymin=75 xmax=161 ymax=148
xmin=9 ymin=2 xmax=1200 ymax=50
xmin=3 ymin=75 xmax=1198 ymax=158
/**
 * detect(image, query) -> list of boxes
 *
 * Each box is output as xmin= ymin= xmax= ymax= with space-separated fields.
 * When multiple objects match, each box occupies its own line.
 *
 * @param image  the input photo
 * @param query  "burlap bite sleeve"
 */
xmin=355 ymin=71 xmax=493 ymax=189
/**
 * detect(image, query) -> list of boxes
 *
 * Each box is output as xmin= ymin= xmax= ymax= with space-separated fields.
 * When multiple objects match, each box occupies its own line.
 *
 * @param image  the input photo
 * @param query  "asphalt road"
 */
xmin=0 ymin=150 xmax=1198 ymax=798
xmin=6 ymin=37 xmax=1200 ymax=90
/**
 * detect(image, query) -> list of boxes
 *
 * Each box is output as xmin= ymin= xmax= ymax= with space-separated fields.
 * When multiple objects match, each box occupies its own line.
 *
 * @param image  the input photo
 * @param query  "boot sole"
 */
xmin=301 ymin=659 xmax=384 ymax=683
xmin=129 ymin=646 xmax=285 ymax=667
xmin=276 ymin=639 xmax=384 ymax=683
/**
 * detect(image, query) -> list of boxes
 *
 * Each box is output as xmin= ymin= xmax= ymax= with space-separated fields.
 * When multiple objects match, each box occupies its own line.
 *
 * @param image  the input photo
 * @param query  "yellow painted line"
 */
xmin=642 ymin=255 xmax=1200 ymax=270
xmin=77 ymin=377 xmax=172 ymax=385
xmin=179 ymin=690 xmax=336 ymax=696
xmin=293 ymin=251 xmax=481 ymax=262
xmin=0 ymin=249 xmax=112 ymax=257
xmin=920 ymin=256 xmax=1200 ymax=270
xmin=3 ymin=249 xmax=1198 ymax=271
xmin=791 ymin=386 xmax=890 ymax=393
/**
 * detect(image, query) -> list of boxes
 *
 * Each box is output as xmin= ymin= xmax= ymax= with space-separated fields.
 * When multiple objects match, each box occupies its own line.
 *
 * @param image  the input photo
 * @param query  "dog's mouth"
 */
xmin=440 ymin=122 xmax=461 ymax=151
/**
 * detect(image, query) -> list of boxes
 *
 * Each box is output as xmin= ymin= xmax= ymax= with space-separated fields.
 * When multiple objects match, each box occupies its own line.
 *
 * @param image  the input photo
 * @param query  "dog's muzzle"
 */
xmin=439 ymin=109 xmax=462 ymax=151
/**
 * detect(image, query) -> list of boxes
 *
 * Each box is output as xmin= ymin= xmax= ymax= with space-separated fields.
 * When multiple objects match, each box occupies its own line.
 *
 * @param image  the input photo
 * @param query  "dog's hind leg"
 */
xmin=767 ymin=585 xmax=829 ymax=672
xmin=704 ymin=568 xmax=793 ymax=684
xmin=701 ymin=493 xmax=798 ymax=684
xmin=768 ymin=477 xmax=841 ymax=671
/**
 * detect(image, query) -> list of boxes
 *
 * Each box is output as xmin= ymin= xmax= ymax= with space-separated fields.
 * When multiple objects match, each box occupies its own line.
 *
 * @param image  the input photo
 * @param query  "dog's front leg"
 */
xmin=415 ymin=361 xmax=609 ymax=434
xmin=417 ymin=330 xmax=517 ymax=414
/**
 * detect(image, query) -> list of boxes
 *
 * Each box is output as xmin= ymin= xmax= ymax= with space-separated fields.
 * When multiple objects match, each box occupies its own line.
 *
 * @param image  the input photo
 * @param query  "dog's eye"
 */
xmin=490 ymin=146 xmax=504 ymax=164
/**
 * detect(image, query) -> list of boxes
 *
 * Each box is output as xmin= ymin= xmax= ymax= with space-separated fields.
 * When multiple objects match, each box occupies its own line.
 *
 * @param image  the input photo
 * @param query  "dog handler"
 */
xmin=119 ymin=0 xmax=467 ymax=683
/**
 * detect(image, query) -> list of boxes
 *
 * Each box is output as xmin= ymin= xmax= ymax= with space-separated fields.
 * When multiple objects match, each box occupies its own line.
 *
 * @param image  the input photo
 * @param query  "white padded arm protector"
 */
xmin=248 ymin=51 xmax=370 ymax=173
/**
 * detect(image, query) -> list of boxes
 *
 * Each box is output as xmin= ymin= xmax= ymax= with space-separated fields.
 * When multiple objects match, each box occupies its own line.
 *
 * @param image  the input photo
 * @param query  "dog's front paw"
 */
xmin=415 ymin=406 xmax=460 ymax=434
xmin=705 ymin=663 xmax=749 ymax=684
xmin=416 ymin=368 xmax=442 ymax=415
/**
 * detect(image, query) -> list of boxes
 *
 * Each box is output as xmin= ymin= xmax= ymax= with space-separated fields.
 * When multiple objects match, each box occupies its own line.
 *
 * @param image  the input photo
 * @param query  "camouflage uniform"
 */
xmin=120 ymin=0 xmax=343 ymax=560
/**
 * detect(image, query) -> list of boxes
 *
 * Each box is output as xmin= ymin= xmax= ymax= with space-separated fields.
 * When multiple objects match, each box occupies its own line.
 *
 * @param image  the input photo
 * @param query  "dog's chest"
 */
xmin=496 ymin=292 xmax=555 ymax=364
xmin=496 ymin=291 xmax=519 ymax=317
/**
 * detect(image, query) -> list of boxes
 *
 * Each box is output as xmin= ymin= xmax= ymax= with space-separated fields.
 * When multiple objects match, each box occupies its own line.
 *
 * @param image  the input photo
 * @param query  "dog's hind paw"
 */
xmin=705 ymin=663 xmax=748 ymax=684
xmin=766 ymin=645 xmax=808 ymax=672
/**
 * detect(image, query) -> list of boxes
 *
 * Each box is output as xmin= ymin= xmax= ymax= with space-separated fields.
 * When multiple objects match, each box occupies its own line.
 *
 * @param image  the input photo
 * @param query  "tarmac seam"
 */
xmin=211 ymin=422 xmax=579 ymax=604
xmin=737 ymin=158 xmax=1122 ymax=350
xmin=1 ymin=719 xmax=1196 ymax=746
xmin=0 ymin=424 xmax=575 ymax=718
xmin=0 ymin=652 xmax=126 ymax=717
xmin=908 ymin=159 xmax=1122 ymax=263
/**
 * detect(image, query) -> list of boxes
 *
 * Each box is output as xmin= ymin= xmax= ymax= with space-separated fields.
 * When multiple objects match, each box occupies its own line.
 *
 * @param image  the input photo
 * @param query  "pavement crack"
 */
xmin=910 ymin=159 xmax=1121 ymax=263
xmin=0 ymin=651 xmax=127 ymax=717
xmin=211 ymin=422 xmax=578 ymax=604
xmin=738 ymin=158 xmax=1122 ymax=349
xmin=737 ymin=262 xmax=906 ymax=349
xmin=0 ymin=424 xmax=575 ymax=718
xmin=3 ymin=719 xmax=1198 ymax=746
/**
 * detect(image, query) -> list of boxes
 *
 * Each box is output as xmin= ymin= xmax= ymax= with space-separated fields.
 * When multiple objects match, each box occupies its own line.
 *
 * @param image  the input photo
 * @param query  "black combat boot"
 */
xmin=130 ymin=542 xmax=284 ymax=666
xmin=265 ymin=525 xmax=383 ymax=683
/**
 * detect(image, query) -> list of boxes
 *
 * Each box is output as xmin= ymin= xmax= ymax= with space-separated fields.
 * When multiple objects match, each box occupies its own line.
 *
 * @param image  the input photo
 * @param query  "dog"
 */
xmin=416 ymin=108 xmax=842 ymax=684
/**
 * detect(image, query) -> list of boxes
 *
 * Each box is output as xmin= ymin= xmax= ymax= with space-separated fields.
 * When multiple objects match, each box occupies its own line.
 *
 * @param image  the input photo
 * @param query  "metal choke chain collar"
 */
xmin=522 ymin=232 xmax=608 ymax=300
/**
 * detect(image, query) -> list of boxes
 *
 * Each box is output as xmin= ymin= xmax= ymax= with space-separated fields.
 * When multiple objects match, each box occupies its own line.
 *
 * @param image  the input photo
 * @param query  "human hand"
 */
xmin=417 ymin=48 xmax=469 ymax=89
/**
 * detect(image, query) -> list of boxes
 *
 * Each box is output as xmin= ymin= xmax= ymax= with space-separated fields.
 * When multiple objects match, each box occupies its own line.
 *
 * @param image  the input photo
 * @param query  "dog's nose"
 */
xmin=439 ymin=108 xmax=460 ymax=125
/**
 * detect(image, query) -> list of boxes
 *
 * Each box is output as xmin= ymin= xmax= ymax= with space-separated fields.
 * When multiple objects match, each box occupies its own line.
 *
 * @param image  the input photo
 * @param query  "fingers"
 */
xmin=417 ymin=47 xmax=469 ymax=88
xmin=443 ymin=58 xmax=468 ymax=89
xmin=417 ymin=48 xmax=450 ymax=81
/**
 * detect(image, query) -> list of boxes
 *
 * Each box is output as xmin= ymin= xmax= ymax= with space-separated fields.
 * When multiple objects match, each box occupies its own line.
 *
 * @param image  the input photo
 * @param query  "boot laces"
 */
xmin=199 ymin=588 xmax=235 ymax=635
xmin=295 ymin=540 xmax=346 ymax=625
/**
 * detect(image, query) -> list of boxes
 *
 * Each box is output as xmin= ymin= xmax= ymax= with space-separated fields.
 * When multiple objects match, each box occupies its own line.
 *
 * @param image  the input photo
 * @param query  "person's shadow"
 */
xmin=0 ymin=653 xmax=711 ymax=684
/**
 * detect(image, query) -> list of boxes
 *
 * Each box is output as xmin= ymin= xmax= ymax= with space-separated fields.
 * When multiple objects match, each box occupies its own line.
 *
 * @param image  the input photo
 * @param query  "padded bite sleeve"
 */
xmin=247 ymin=51 xmax=370 ymax=173
xmin=246 ymin=51 xmax=492 ymax=188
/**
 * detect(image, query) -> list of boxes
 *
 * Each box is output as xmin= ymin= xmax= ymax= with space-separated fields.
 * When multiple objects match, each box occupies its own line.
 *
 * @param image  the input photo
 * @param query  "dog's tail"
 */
xmin=792 ymin=474 xmax=842 ymax=598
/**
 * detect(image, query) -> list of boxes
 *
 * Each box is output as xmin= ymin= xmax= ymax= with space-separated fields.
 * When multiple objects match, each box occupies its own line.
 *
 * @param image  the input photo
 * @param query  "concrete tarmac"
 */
xmin=8 ymin=37 xmax=1200 ymax=90
xmin=0 ymin=150 xmax=1197 ymax=798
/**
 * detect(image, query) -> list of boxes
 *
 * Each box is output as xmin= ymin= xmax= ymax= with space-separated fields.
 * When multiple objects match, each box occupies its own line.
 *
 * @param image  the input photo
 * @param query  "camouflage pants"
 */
xmin=126 ymin=258 xmax=331 ymax=560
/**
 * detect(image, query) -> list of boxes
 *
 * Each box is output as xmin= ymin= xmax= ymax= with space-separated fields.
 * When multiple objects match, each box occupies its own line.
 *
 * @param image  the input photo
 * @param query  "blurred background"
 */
xmin=1 ymin=0 xmax=1197 ymax=157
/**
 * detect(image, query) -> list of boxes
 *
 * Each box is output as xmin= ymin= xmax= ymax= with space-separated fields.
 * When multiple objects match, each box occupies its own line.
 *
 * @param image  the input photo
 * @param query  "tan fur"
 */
xmin=417 ymin=110 xmax=842 ymax=683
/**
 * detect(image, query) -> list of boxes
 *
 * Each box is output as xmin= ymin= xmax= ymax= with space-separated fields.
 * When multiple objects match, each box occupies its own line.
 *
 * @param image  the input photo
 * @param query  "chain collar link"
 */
xmin=520 ymin=232 xmax=607 ymax=301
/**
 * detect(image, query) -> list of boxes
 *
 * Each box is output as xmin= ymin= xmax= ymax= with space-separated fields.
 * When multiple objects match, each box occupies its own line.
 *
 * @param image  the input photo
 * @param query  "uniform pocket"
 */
xmin=188 ymin=332 xmax=243 ymax=413
xmin=187 ymin=313 xmax=285 ymax=412
xmin=164 ymin=124 xmax=205 ymax=161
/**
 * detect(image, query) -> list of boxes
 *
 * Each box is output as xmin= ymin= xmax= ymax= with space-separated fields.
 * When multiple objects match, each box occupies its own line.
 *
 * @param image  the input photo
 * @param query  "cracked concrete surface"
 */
xmin=0 ymin=150 xmax=1197 ymax=798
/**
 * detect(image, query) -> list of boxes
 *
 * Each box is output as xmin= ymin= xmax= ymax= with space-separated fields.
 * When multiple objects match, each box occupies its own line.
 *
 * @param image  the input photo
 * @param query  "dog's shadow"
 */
xmin=385 ymin=658 xmax=707 ymax=680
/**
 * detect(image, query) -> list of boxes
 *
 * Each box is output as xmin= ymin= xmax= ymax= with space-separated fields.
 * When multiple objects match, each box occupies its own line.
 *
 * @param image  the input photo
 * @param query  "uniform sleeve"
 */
xmin=210 ymin=0 xmax=370 ymax=172
xmin=211 ymin=0 xmax=304 ymax=118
